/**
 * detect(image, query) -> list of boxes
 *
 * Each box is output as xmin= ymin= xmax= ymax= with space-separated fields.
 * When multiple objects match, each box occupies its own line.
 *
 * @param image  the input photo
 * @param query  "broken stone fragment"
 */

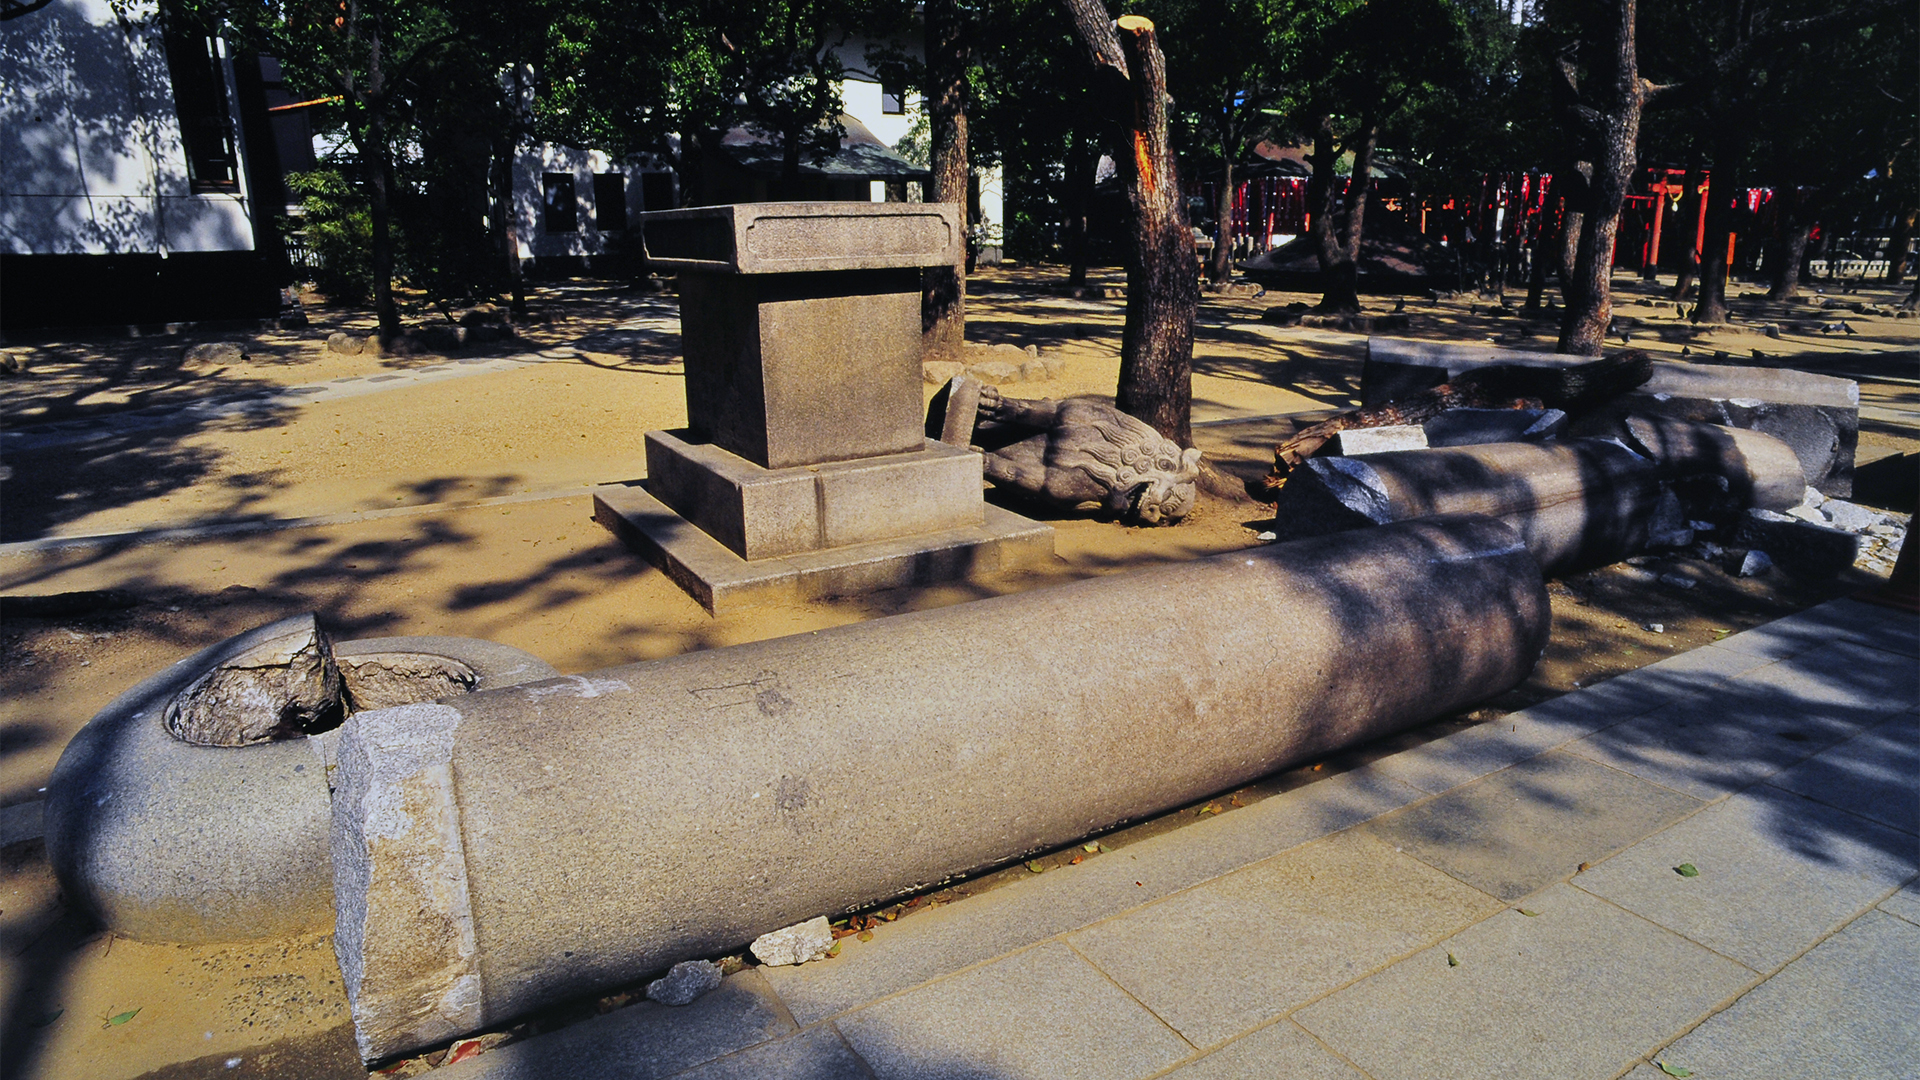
xmin=327 ymin=331 xmax=366 ymax=355
xmin=750 ymin=917 xmax=834 ymax=966
xmin=646 ymin=960 xmax=722 ymax=1006
xmin=339 ymin=652 xmax=477 ymax=711
xmin=165 ymin=613 xmax=343 ymax=746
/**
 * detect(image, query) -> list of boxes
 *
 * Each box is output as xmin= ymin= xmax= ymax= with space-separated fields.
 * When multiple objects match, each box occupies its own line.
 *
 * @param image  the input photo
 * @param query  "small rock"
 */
xmin=185 ymin=341 xmax=248 ymax=364
xmin=646 ymin=960 xmax=722 ymax=1006
xmin=0 ymin=350 xmax=30 ymax=376
xmin=1643 ymin=622 xmax=1664 ymax=633
xmin=966 ymin=360 xmax=1022 ymax=385
xmin=1019 ymin=357 xmax=1050 ymax=381
xmin=1039 ymin=355 xmax=1067 ymax=379
xmin=1786 ymin=505 xmax=1829 ymax=525
xmin=1739 ymin=550 xmax=1773 ymax=577
xmin=1255 ymin=531 xmax=1277 ymax=541
xmin=327 ymin=332 xmax=365 ymax=355
xmin=1617 ymin=566 xmax=1658 ymax=583
xmin=922 ymin=360 xmax=965 ymax=386
xmin=1802 ymin=486 xmax=1827 ymax=508
xmin=1823 ymin=500 xmax=1882 ymax=533
xmin=1657 ymin=572 xmax=1697 ymax=590
xmin=751 ymin=916 xmax=834 ymax=966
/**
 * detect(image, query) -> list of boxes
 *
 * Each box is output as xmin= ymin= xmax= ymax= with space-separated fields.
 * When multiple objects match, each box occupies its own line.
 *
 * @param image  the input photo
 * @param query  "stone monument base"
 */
xmin=594 ymin=484 xmax=1055 ymax=613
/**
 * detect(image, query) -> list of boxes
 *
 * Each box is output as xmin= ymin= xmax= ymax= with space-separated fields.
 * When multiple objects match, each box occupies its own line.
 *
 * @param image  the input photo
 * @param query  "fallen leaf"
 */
xmin=1517 ymin=909 xmax=1540 ymax=917
xmin=904 ymin=896 xmax=923 ymax=908
xmin=1656 ymin=1062 xmax=1692 ymax=1077
xmin=1197 ymin=803 xmax=1220 ymax=815
xmin=1577 ymin=861 xmax=1592 ymax=873
xmin=1229 ymin=795 xmax=1244 ymax=807
xmin=1081 ymin=842 xmax=1100 ymax=853
xmin=1311 ymin=763 xmax=1324 ymax=771
xmin=856 ymin=930 xmax=873 ymax=942
xmin=104 ymin=1008 xmax=139 ymax=1028
xmin=1135 ymin=881 xmax=1144 ymax=887
xmin=1026 ymin=860 xmax=1046 ymax=874
xmin=1674 ymin=863 xmax=1699 ymax=877
xmin=445 ymin=1039 xmax=486 ymax=1065
xmin=1069 ymin=855 xmax=1084 ymax=865
xmin=881 ymin=910 xmax=897 ymax=921
xmin=826 ymin=941 xmax=842 ymax=958
xmin=1446 ymin=953 xmax=1459 ymax=967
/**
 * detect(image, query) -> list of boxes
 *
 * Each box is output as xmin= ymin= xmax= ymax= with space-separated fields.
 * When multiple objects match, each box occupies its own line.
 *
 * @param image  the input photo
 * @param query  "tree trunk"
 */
xmin=1061 ymin=0 xmax=1197 ymax=447
xmin=1308 ymin=115 xmax=1361 ymax=314
xmin=1208 ymin=151 xmax=1235 ymax=284
xmin=1557 ymin=1 xmax=1646 ymax=356
xmin=347 ymin=20 xmax=402 ymax=344
xmin=1767 ymin=189 xmax=1812 ymax=300
xmin=1065 ymin=133 xmax=1096 ymax=286
xmin=1693 ymin=174 xmax=1736 ymax=324
xmin=922 ymin=0 xmax=968 ymax=359
xmin=1886 ymin=206 xmax=1916 ymax=283
xmin=1556 ymin=162 xmax=1590 ymax=304
xmin=1524 ymin=175 xmax=1560 ymax=313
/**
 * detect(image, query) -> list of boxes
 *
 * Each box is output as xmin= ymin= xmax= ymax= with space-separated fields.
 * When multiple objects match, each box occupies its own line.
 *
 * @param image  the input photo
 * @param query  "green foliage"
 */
xmin=287 ymin=169 xmax=375 ymax=304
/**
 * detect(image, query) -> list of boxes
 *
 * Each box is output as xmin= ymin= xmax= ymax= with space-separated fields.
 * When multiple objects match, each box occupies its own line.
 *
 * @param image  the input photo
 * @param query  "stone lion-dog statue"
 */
xmin=967 ymin=384 xmax=1202 ymax=525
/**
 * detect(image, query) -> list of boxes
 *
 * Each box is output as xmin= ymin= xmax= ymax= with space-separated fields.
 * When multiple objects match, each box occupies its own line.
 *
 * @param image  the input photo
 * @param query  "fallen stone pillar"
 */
xmin=1361 ymin=337 xmax=1859 ymax=496
xmin=331 ymin=515 xmax=1551 ymax=1061
xmin=42 ymin=616 xmax=556 ymax=945
xmin=1273 ymin=424 xmax=1804 ymax=576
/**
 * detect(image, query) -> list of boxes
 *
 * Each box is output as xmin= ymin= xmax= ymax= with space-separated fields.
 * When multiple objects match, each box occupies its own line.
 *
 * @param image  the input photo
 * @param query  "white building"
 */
xmin=0 ymin=0 xmax=284 ymax=329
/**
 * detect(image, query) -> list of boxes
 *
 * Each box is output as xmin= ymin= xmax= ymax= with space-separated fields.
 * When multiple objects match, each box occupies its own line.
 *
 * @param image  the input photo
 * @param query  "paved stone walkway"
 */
xmin=437 ymin=596 xmax=1918 ymax=1080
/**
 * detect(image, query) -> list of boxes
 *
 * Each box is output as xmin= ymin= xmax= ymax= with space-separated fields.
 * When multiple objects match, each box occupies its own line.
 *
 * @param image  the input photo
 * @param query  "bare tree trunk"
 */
xmin=1556 ymin=0 xmax=1650 ymax=356
xmin=1524 ymin=174 xmax=1560 ymax=313
xmin=1209 ymin=151 xmax=1235 ymax=284
xmin=1693 ymin=171 xmax=1738 ymax=324
xmin=1886 ymin=206 xmax=1916 ymax=283
xmin=1062 ymin=2 xmax=1197 ymax=447
xmin=1556 ymin=162 xmax=1589 ymax=305
xmin=1308 ymin=115 xmax=1361 ymax=314
xmin=1065 ymin=133 xmax=1096 ymax=286
xmin=922 ymin=0 xmax=968 ymax=359
xmin=1767 ymin=188 xmax=1813 ymax=300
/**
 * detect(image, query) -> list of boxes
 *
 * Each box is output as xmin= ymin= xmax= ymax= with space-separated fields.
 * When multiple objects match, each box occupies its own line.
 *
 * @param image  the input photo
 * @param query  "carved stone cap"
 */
xmin=640 ymin=201 xmax=963 ymax=274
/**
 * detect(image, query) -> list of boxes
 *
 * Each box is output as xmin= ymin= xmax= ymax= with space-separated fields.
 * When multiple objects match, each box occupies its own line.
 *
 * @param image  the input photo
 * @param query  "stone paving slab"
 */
xmin=1292 ymin=883 xmax=1755 ymax=1080
xmin=1363 ymin=750 xmax=1704 ymax=901
xmin=833 ymin=941 xmax=1192 ymax=1080
xmin=1160 ymin=1020 xmax=1367 ymax=1080
xmin=1705 ymin=596 xmax=1918 ymax=660
xmin=1561 ymin=692 xmax=1865 ymax=801
xmin=1575 ymin=785 xmax=1918 ymax=972
xmin=1068 ymin=831 xmax=1500 ymax=1048
xmin=1880 ymin=878 xmax=1920 ymax=924
xmin=1767 ymin=712 xmax=1919 ymax=834
xmin=664 ymin=1024 xmax=875 ymax=1080
xmin=1625 ymin=910 xmax=1920 ymax=1080
xmin=761 ymin=764 xmax=1426 ymax=1026
xmin=436 ymin=969 xmax=795 ymax=1080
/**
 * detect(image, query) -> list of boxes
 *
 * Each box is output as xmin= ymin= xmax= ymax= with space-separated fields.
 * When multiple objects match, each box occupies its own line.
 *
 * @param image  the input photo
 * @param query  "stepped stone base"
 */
xmin=594 ymin=484 xmax=1055 ymax=613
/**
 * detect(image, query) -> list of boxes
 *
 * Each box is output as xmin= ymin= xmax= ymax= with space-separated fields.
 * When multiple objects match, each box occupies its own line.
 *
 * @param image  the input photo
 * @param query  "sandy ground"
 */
xmin=1 ymin=265 xmax=1914 ymax=1080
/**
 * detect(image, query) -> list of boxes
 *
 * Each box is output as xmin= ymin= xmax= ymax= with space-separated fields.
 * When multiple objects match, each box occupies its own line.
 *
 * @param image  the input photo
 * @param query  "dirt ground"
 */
xmin=1 ymin=265 xmax=1914 ymax=1080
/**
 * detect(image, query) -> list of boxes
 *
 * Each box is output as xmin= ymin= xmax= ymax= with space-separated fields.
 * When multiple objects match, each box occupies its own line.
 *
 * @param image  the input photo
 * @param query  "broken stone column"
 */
xmin=42 ymin=616 xmax=556 ymax=944
xmin=594 ymin=202 xmax=1053 ymax=611
xmin=1361 ymin=337 xmax=1859 ymax=495
xmin=1273 ymin=424 xmax=1804 ymax=575
xmin=331 ymin=515 xmax=1550 ymax=1061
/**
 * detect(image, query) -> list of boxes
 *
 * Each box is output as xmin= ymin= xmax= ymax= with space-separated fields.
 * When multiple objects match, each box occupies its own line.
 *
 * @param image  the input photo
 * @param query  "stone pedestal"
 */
xmin=601 ymin=202 xmax=1053 ymax=612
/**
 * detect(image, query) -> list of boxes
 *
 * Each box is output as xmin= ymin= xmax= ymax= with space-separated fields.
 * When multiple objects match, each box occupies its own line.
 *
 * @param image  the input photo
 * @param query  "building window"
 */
xmin=641 ymin=171 xmax=676 ymax=212
xmin=165 ymin=32 xmax=239 ymax=192
xmin=881 ymin=83 xmax=905 ymax=114
xmin=542 ymin=173 xmax=577 ymax=233
xmin=592 ymin=173 xmax=627 ymax=231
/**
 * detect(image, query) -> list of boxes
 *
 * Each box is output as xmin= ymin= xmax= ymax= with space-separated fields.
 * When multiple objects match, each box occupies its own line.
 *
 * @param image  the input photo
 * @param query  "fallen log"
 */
xmin=1267 ymin=351 xmax=1653 ymax=489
